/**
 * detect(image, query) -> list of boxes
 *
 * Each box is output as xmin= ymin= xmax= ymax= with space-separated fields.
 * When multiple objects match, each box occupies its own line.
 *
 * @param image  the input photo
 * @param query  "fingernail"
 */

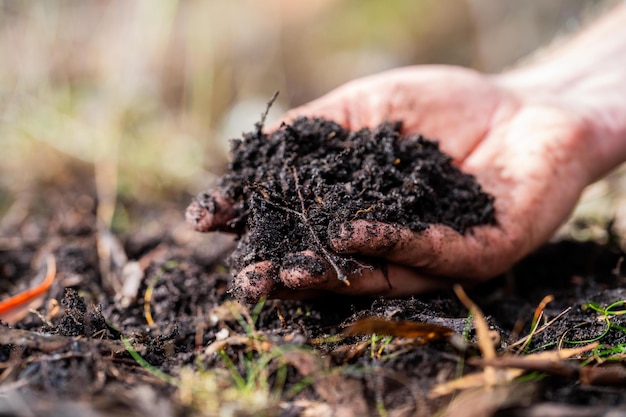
xmin=230 ymin=262 xmax=277 ymax=304
xmin=282 ymin=252 xmax=328 ymax=275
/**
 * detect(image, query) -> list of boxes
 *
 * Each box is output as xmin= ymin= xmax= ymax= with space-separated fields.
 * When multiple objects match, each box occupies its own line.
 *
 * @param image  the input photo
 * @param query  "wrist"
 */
xmin=497 ymin=67 xmax=626 ymax=183
xmin=494 ymin=4 xmax=626 ymax=182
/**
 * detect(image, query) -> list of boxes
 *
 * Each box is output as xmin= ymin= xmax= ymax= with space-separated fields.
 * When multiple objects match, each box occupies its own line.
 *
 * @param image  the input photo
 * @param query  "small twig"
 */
xmin=291 ymin=167 xmax=350 ymax=285
xmin=516 ymin=294 xmax=554 ymax=354
xmin=506 ymin=307 xmax=572 ymax=351
xmin=454 ymin=285 xmax=497 ymax=388
xmin=352 ymin=205 xmax=375 ymax=220
xmin=255 ymin=91 xmax=279 ymax=135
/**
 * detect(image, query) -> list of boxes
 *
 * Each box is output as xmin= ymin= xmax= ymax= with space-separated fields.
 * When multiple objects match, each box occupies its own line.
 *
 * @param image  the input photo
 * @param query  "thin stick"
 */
xmin=506 ymin=307 xmax=572 ymax=351
xmin=256 ymin=91 xmax=279 ymax=135
xmin=515 ymin=294 xmax=554 ymax=354
xmin=291 ymin=167 xmax=350 ymax=285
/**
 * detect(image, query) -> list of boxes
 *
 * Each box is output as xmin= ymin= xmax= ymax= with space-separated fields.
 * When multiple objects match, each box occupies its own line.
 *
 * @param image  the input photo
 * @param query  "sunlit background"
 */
xmin=0 ymin=0 xmax=621 ymax=237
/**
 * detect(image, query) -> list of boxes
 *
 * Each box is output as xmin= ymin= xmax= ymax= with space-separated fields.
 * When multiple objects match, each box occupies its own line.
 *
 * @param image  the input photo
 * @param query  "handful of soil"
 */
xmin=190 ymin=116 xmax=495 ymax=293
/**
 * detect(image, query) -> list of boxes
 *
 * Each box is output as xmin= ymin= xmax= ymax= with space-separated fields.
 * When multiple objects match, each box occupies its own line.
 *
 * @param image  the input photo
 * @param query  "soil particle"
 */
xmin=209 ymin=116 xmax=495 ymax=290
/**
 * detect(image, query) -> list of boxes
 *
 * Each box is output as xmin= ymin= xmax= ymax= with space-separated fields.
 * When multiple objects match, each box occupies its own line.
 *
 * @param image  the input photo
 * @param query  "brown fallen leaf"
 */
xmin=470 ymin=343 xmax=599 ymax=378
xmin=580 ymin=362 xmax=626 ymax=386
xmin=344 ymin=317 xmax=455 ymax=341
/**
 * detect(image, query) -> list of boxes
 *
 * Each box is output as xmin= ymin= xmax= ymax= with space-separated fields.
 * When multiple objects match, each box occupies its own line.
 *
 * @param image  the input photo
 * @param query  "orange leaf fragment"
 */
xmin=0 ymin=255 xmax=57 ymax=324
xmin=344 ymin=317 xmax=455 ymax=341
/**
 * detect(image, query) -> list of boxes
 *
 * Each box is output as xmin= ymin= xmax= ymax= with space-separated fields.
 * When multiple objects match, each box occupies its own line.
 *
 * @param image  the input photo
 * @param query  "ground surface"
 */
xmin=1 ymin=126 xmax=626 ymax=417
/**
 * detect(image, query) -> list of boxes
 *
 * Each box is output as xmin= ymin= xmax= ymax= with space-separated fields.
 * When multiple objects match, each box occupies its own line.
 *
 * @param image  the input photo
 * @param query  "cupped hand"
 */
xmin=187 ymin=65 xmax=599 ymax=302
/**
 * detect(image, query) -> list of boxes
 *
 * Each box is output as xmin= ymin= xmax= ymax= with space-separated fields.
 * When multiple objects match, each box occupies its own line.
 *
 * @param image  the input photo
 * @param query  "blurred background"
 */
xmin=0 ymin=0 xmax=621 ymax=238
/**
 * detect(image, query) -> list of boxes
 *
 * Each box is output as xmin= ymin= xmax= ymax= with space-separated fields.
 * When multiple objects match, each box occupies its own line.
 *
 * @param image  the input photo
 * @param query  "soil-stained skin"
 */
xmin=191 ymin=117 xmax=496 ymax=298
xmin=329 ymin=221 xmax=403 ymax=256
xmin=186 ymin=192 xmax=236 ymax=233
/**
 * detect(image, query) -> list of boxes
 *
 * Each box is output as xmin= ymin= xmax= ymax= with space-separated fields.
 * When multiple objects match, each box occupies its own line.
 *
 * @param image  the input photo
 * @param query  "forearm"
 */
xmin=496 ymin=4 xmax=626 ymax=181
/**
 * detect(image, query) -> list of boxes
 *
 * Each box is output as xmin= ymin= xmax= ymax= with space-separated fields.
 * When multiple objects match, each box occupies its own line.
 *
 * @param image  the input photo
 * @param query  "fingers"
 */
xmin=279 ymin=251 xmax=335 ymax=289
xmin=229 ymin=218 xmax=510 ymax=304
xmin=329 ymin=220 xmax=510 ymax=279
xmin=230 ymin=251 xmax=450 ymax=303
xmin=229 ymin=220 xmax=506 ymax=304
xmin=185 ymin=191 xmax=236 ymax=232
xmin=331 ymin=262 xmax=450 ymax=297
xmin=230 ymin=261 xmax=278 ymax=304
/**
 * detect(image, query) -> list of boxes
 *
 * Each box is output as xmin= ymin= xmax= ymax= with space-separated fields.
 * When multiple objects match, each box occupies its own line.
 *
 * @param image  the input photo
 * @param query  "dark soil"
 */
xmin=207 ymin=116 xmax=494 ymax=291
xmin=1 ymin=131 xmax=626 ymax=416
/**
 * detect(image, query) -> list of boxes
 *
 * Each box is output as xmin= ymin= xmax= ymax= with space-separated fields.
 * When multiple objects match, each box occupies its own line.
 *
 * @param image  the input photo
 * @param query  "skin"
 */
xmin=187 ymin=5 xmax=626 ymax=302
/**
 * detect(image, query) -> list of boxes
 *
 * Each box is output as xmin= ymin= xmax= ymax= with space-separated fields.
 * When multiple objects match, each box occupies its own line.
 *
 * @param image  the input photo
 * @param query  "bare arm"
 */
xmin=497 ymin=4 xmax=626 ymax=180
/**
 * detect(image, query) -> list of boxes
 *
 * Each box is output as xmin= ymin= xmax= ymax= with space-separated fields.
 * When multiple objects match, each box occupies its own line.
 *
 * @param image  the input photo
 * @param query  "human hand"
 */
xmin=188 ymin=65 xmax=603 ymax=302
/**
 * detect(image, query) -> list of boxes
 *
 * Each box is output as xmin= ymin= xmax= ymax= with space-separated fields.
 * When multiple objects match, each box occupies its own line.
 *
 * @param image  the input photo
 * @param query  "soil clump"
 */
xmin=192 ymin=116 xmax=495 ymax=294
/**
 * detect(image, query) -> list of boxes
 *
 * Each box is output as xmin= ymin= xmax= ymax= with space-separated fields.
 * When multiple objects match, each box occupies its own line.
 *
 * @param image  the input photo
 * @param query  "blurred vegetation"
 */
xmin=0 ymin=0 xmax=617 ymax=233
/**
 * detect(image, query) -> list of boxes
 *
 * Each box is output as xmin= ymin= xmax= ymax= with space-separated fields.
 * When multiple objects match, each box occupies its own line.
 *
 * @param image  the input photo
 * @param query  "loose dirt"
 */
xmin=1 ymin=127 xmax=626 ymax=416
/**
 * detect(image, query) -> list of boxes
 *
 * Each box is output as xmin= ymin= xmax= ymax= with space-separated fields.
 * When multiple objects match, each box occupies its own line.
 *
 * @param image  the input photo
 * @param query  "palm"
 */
xmin=194 ymin=66 xmax=594 ymax=301
xmin=271 ymin=66 xmax=593 ymax=296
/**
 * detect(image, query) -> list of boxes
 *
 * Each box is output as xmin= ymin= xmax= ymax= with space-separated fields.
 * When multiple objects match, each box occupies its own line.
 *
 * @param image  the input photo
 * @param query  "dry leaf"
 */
xmin=439 ymin=382 xmax=538 ymax=417
xmin=454 ymin=285 xmax=498 ymax=387
xmin=430 ymin=368 xmax=525 ymax=398
xmin=470 ymin=343 xmax=599 ymax=378
xmin=344 ymin=317 xmax=455 ymax=340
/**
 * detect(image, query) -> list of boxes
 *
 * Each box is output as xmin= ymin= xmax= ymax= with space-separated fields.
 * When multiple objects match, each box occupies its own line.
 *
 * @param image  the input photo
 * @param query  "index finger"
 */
xmin=185 ymin=191 xmax=237 ymax=233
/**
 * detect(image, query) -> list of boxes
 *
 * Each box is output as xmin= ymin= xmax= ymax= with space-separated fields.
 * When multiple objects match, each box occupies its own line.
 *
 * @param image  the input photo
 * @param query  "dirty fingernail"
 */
xmin=185 ymin=192 xmax=235 ymax=232
xmin=280 ymin=251 xmax=330 ymax=289
xmin=230 ymin=262 xmax=277 ymax=304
